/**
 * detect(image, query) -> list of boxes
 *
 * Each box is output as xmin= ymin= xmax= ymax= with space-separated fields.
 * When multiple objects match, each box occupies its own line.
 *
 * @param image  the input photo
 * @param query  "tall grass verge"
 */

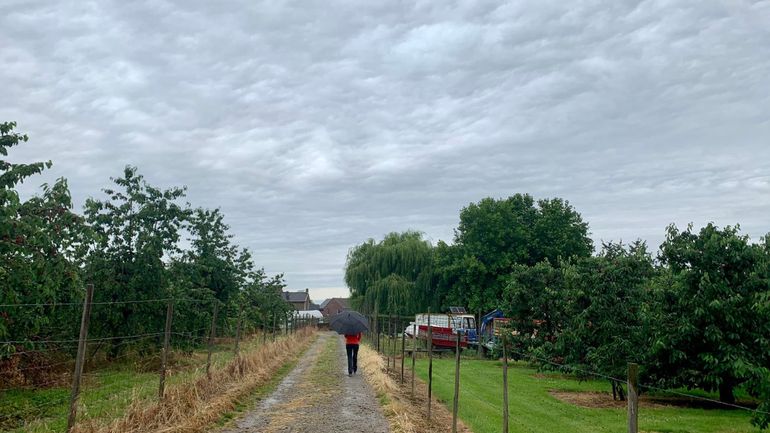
xmin=360 ymin=345 xmax=472 ymax=433
xmin=73 ymin=329 xmax=316 ymax=433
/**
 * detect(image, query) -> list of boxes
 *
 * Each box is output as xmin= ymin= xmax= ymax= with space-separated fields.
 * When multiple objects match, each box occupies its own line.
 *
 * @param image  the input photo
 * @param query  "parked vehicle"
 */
xmin=477 ymin=309 xmax=545 ymax=356
xmin=414 ymin=308 xmax=477 ymax=350
xmin=403 ymin=322 xmax=418 ymax=338
xmin=479 ymin=315 xmax=512 ymax=355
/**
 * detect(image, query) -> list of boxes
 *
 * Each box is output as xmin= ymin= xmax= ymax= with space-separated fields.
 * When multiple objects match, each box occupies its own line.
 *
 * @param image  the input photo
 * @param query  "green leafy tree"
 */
xmin=83 ymin=166 xmax=190 ymax=354
xmin=345 ymin=231 xmax=435 ymax=315
xmin=750 ymin=244 xmax=770 ymax=428
xmin=555 ymin=241 xmax=655 ymax=400
xmin=183 ymin=208 xmax=245 ymax=304
xmin=442 ymin=195 xmax=593 ymax=312
xmin=168 ymin=208 xmax=254 ymax=338
xmin=1 ymin=122 xmax=89 ymax=354
xmin=503 ymin=260 xmax=566 ymax=351
xmin=648 ymin=224 xmax=770 ymax=405
xmin=242 ymin=270 xmax=291 ymax=333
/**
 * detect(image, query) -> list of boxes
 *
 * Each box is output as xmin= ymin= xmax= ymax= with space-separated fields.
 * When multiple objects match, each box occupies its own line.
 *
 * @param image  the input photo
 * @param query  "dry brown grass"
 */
xmin=72 ymin=329 xmax=317 ymax=433
xmin=359 ymin=345 xmax=472 ymax=433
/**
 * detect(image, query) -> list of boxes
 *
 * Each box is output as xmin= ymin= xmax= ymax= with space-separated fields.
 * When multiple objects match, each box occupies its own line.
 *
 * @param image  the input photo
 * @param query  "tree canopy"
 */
xmin=440 ymin=194 xmax=593 ymax=312
xmin=1 ymin=122 xmax=289 ymax=362
xmin=345 ymin=231 xmax=435 ymax=315
xmin=647 ymin=224 xmax=770 ymax=405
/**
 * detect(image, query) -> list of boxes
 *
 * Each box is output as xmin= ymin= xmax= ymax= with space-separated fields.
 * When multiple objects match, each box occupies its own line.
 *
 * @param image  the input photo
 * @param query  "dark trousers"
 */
xmin=346 ymin=344 xmax=359 ymax=374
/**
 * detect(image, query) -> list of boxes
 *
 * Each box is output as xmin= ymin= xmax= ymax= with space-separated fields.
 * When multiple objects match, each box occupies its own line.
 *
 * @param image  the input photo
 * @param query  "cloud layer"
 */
xmin=3 ymin=0 xmax=770 ymax=297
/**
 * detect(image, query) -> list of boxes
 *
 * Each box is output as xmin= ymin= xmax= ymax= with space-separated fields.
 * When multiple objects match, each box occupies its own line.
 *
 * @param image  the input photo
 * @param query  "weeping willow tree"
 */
xmin=344 ymin=231 xmax=436 ymax=315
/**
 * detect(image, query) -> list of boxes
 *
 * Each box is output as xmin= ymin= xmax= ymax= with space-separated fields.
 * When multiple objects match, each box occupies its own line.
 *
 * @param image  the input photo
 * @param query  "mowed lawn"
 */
xmin=414 ymin=357 xmax=761 ymax=433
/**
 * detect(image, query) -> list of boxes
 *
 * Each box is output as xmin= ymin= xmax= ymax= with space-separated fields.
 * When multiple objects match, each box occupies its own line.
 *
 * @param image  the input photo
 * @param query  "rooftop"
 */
xmin=282 ymin=290 xmax=310 ymax=303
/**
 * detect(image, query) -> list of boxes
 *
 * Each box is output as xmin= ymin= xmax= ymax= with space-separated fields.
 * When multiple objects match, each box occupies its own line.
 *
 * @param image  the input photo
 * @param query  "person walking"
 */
xmin=345 ymin=333 xmax=361 ymax=376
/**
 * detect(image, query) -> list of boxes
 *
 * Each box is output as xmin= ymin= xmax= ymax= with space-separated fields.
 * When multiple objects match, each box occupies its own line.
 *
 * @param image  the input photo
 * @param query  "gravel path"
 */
xmin=220 ymin=331 xmax=390 ymax=433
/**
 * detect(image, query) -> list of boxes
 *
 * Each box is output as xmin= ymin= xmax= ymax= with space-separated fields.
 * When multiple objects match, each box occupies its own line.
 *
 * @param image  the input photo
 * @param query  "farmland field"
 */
xmin=1 ymin=335 xmax=280 ymax=433
xmin=414 ymin=357 xmax=762 ymax=433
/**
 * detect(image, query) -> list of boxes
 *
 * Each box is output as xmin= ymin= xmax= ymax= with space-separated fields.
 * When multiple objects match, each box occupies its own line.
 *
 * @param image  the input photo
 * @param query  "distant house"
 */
xmin=320 ymin=298 xmax=349 ymax=317
xmin=283 ymin=289 xmax=311 ymax=310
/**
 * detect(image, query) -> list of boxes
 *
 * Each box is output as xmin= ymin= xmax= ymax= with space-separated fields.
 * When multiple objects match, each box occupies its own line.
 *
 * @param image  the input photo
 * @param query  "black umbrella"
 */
xmin=329 ymin=310 xmax=369 ymax=335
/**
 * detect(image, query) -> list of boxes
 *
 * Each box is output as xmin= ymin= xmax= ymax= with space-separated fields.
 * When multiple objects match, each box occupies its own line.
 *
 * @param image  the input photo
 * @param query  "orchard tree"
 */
xmin=242 ymin=270 xmax=291 ymax=333
xmin=649 ymin=224 xmax=770 ymax=404
xmin=503 ymin=260 xmax=566 ymax=351
xmin=554 ymin=241 xmax=655 ymax=400
xmin=182 ymin=208 xmax=245 ymax=304
xmin=83 ymin=166 xmax=190 ymax=354
xmin=1 ymin=122 xmax=89 ymax=352
xmin=750 ymin=241 xmax=770 ymax=428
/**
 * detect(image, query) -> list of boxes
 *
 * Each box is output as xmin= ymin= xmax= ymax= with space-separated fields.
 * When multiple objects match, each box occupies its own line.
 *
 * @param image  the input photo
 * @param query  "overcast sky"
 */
xmin=2 ymin=0 xmax=769 ymax=301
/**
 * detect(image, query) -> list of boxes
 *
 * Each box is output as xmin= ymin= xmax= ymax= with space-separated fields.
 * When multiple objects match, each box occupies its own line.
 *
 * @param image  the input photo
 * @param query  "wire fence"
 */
xmin=365 ymin=311 xmax=769 ymax=433
xmin=0 ymin=289 xmax=319 ymax=433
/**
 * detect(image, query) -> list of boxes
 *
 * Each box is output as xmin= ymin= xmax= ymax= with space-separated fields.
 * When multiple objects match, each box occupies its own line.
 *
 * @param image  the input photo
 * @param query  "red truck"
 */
xmin=414 ymin=312 xmax=477 ymax=350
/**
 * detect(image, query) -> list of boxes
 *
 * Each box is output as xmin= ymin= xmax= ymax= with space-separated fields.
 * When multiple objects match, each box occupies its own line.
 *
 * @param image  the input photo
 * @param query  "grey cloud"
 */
xmin=2 ymin=0 xmax=770 ymax=296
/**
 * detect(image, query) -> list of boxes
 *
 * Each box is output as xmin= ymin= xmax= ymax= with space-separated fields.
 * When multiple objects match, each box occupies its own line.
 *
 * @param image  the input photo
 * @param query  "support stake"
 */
xmin=628 ymin=363 xmax=639 ymax=433
xmin=427 ymin=309 xmax=433 ymax=420
xmin=452 ymin=330 xmax=462 ymax=433
xmin=159 ymin=300 xmax=174 ymax=399
xmin=66 ymin=283 xmax=94 ymax=433
xmin=502 ymin=333 xmax=509 ymax=433
xmin=206 ymin=302 xmax=219 ymax=379
xmin=400 ymin=317 xmax=406 ymax=383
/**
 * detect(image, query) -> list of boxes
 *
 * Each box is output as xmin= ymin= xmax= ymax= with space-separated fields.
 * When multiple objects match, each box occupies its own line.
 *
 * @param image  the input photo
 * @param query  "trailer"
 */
xmin=480 ymin=316 xmax=512 ymax=355
xmin=414 ymin=308 xmax=477 ymax=350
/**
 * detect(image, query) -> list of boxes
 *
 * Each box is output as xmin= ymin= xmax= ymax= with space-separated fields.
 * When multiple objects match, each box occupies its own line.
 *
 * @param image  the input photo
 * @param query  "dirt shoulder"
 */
xmin=358 ymin=344 xmax=473 ymax=433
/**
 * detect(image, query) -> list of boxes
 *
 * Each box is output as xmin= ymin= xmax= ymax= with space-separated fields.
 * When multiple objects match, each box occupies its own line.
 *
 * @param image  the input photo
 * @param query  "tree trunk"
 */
xmin=612 ymin=381 xmax=626 ymax=401
xmin=719 ymin=382 xmax=736 ymax=404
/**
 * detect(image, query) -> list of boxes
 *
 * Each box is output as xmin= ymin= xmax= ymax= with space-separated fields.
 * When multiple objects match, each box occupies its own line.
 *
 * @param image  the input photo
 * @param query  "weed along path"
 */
xmin=220 ymin=331 xmax=389 ymax=433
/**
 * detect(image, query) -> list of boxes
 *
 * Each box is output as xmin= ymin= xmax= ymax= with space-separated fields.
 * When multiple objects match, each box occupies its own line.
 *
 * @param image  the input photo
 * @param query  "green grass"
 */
xmin=414 ymin=357 xmax=762 ymax=433
xmin=0 ymin=337 xmax=268 ymax=433
xmin=307 ymin=335 xmax=341 ymax=389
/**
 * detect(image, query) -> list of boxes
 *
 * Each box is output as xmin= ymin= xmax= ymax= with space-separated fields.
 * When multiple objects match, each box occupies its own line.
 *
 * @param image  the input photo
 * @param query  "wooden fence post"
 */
xmin=428 ymin=309 xmax=433 ymax=421
xmin=452 ymin=329 xmax=462 ymax=433
xmin=400 ymin=317 xmax=406 ymax=384
xmin=158 ymin=300 xmax=174 ymax=399
xmin=272 ymin=312 xmax=277 ymax=342
xmin=411 ymin=328 xmax=416 ymax=397
xmin=234 ymin=306 xmax=243 ymax=356
xmin=374 ymin=301 xmax=380 ymax=352
xmin=392 ymin=315 xmax=397 ymax=374
xmin=628 ymin=363 xmax=639 ymax=433
xmin=206 ymin=302 xmax=219 ymax=379
xmin=66 ymin=283 xmax=94 ymax=433
xmin=262 ymin=312 xmax=268 ymax=345
xmin=387 ymin=313 xmax=393 ymax=373
xmin=502 ymin=333 xmax=509 ymax=433
xmin=477 ymin=308 xmax=484 ymax=359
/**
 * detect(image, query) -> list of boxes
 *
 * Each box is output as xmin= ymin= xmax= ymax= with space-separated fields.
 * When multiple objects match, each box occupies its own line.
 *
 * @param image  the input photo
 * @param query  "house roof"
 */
xmin=283 ymin=291 xmax=309 ymax=302
xmin=308 ymin=302 xmax=321 ymax=310
xmin=322 ymin=297 xmax=350 ymax=309
xmin=319 ymin=299 xmax=331 ymax=309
